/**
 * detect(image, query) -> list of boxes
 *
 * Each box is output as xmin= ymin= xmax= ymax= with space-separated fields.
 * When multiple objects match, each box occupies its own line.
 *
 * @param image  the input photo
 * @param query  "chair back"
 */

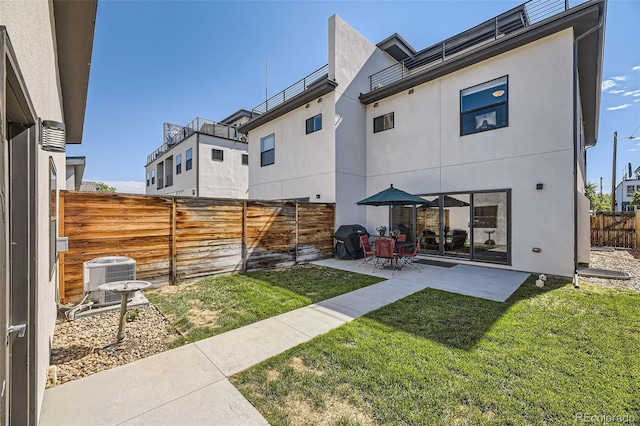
xmin=375 ymin=238 xmax=394 ymax=259
xmin=409 ymin=238 xmax=421 ymax=257
xmin=397 ymin=234 xmax=406 ymax=242
xmin=360 ymin=235 xmax=374 ymax=254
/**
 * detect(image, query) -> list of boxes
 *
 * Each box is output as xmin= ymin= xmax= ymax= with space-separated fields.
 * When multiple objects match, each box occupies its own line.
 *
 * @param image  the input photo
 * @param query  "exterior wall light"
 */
xmin=40 ymin=120 xmax=66 ymax=152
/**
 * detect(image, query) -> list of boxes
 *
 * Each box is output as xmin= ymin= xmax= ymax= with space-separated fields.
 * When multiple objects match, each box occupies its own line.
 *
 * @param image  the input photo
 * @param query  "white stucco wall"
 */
xmin=330 ymin=15 xmax=397 ymax=227
xmin=0 ymin=1 xmax=66 ymax=419
xmin=198 ymin=136 xmax=248 ymax=199
xmin=248 ymin=92 xmax=336 ymax=202
xmin=146 ymin=136 xmax=198 ymax=196
xmin=364 ymin=29 xmax=578 ymax=276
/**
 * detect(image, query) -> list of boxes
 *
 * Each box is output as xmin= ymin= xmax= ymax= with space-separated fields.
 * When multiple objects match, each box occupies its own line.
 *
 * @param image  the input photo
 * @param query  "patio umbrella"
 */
xmin=357 ymin=185 xmax=427 ymax=238
xmin=356 ymin=184 xmax=427 ymax=206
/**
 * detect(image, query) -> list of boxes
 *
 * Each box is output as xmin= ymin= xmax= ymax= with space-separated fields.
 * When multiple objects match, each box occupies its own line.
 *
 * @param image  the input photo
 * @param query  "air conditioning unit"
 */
xmin=83 ymin=256 xmax=136 ymax=305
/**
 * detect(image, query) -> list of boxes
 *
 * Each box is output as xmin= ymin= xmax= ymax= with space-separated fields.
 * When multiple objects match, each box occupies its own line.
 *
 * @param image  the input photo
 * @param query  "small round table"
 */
xmin=484 ymin=230 xmax=496 ymax=246
xmin=98 ymin=280 xmax=151 ymax=342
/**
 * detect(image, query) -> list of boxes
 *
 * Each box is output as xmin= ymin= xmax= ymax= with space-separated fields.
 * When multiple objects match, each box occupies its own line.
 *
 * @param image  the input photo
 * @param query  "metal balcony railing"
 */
xmin=367 ymin=0 xmax=568 ymax=92
xmin=147 ymin=117 xmax=245 ymax=165
xmin=251 ymin=64 xmax=329 ymax=116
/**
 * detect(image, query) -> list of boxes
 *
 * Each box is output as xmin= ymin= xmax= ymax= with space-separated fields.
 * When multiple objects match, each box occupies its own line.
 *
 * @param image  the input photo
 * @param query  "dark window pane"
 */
xmin=461 ymin=104 xmax=507 ymax=135
xmin=461 ymin=82 xmax=507 ymax=112
xmin=242 ymin=154 xmax=249 ymax=165
xmin=261 ymin=149 xmax=274 ymax=166
xmin=373 ymin=112 xmax=394 ymax=133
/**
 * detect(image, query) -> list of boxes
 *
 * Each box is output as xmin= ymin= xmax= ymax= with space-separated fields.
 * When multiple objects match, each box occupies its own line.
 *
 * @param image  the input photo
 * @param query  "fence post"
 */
xmin=171 ymin=198 xmax=177 ymax=284
xmin=633 ymin=210 xmax=640 ymax=248
xmin=242 ymin=201 xmax=247 ymax=273
xmin=295 ymin=203 xmax=299 ymax=264
xmin=59 ymin=191 xmax=66 ymax=303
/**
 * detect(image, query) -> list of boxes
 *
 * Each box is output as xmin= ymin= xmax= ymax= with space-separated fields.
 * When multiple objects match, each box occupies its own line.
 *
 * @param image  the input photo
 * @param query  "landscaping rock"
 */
xmin=47 ymin=304 xmax=178 ymax=388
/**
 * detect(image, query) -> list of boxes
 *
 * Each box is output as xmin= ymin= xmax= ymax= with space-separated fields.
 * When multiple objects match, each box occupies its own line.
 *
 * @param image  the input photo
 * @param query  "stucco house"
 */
xmin=238 ymin=0 xmax=606 ymax=279
xmin=0 ymin=0 xmax=97 ymax=423
xmin=614 ymin=165 xmax=640 ymax=211
xmin=145 ymin=110 xmax=250 ymax=198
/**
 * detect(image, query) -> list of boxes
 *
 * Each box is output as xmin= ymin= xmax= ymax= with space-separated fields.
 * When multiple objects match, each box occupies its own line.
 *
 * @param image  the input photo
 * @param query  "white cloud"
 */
xmin=103 ymin=181 xmax=146 ymax=194
xmin=609 ymin=90 xmax=625 ymax=94
xmin=612 ymin=76 xmax=626 ymax=81
xmin=635 ymin=99 xmax=640 ymax=103
xmin=628 ymin=148 xmax=638 ymax=152
xmin=633 ymin=66 xmax=640 ymax=71
xmin=623 ymin=90 xmax=640 ymax=97
xmin=606 ymin=104 xmax=632 ymax=111
xmin=601 ymin=80 xmax=616 ymax=91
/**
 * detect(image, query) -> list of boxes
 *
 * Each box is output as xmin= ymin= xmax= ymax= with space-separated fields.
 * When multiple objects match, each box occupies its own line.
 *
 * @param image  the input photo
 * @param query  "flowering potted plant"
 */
xmin=389 ymin=229 xmax=400 ymax=239
xmin=375 ymin=225 xmax=387 ymax=236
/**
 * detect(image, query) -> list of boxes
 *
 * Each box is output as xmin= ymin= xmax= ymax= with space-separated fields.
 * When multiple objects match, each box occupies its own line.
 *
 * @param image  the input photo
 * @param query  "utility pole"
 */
xmin=599 ymin=177 xmax=603 ymax=196
xmin=611 ymin=131 xmax=617 ymax=211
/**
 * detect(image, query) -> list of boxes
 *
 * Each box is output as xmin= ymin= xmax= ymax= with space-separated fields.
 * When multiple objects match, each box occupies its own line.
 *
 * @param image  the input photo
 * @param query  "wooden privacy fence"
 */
xmin=590 ymin=211 xmax=638 ymax=248
xmin=60 ymin=191 xmax=335 ymax=303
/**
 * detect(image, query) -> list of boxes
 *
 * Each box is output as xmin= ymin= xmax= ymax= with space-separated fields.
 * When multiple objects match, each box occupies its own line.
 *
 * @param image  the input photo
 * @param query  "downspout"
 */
xmin=573 ymin=5 xmax=604 ymax=289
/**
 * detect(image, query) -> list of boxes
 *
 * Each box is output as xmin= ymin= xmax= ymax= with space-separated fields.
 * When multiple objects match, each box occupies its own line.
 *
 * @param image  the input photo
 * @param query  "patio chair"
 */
xmin=359 ymin=235 xmax=376 ymax=266
xmin=373 ymin=238 xmax=396 ymax=275
xmin=396 ymin=234 xmax=407 ymax=257
xmin=400 ymin=237 xmax=423 ymax=271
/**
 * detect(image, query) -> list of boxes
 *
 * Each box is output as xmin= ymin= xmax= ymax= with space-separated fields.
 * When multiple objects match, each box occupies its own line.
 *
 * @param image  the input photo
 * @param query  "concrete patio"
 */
xmin=40 ymin=259 xmax=529 ymax=426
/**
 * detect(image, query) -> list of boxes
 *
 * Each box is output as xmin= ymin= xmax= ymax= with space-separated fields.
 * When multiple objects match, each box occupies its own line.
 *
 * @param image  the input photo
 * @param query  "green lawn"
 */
xmin=230 ymin=277 xmax=640 ymax=425
xmin=145 ymin=264 xmax=384 ymax=348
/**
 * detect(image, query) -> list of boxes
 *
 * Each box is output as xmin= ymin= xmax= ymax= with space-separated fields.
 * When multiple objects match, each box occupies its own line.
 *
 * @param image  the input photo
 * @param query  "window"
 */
xmin=460 ymin=76 xmax=508 ymax=136
xmin=146 ymin=172 xmax=150 ymax=186
xmin=176 ymin=154 xmax=182 ymax=174
xmin=242 ymin=153 xmax=249 ymax=165
xmin=186 ymin=148 xmax=192 ymax=170
xmin=306 ymin=114 xmax=322 ymax=134
xmin=627 ymin=185 xmax=635 ymax=195
xmin=261 ymin=134 xmax=275 ymax=167
xmin=151 ymin=169 xmax=155 ymax=185
xmin=49 ymin=158 xmax=57 ymax=278
xmin=373 ymin=112 xmax=394 ymax=133
xmin=212 ymin=148 xmax=224 ymax=162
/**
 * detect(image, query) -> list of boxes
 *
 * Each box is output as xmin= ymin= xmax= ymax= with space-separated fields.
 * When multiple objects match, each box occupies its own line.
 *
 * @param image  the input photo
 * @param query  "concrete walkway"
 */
xmin=40 ymin=259 xmax=529 ymax=426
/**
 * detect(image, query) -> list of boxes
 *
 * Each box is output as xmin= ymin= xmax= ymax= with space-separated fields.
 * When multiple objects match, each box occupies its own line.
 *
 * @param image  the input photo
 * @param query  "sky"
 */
xmin=67 ymin=0 xmax=640 ymax=194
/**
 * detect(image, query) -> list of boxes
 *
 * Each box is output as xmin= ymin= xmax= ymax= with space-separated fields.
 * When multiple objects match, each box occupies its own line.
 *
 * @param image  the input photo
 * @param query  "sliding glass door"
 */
xmin=472 ymin=191 xmax=509 ymax=263
xmin=417 ymin=190 xmax=510 ymax=265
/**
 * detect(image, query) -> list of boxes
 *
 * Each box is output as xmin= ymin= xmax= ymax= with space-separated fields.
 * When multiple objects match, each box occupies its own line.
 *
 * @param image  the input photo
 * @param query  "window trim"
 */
xmin=211 ymin=148 xmax=224 ymax=162
xmin=306 ymin=114 xmax=322 ymax=134
xmin=176 ymin=154 xmax=182 ymax=174
xmin=460 ymin=75 xmax=509 ymax=136
xmin=151 ymin=169 xmax=155 ymax=185
xmin=186 ymin=148 xmax=193 ymax=171
xmin=260 ymin=134 xmax=275 ymax=167
xmin=373 ymin=112 xmax=394 ymax=133
xmin=242 ymin=153 xmax=249 ymax=166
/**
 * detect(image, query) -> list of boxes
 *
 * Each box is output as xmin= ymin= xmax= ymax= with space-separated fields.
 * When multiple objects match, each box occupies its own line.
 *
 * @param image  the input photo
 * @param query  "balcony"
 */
xmin=239 ymin=64 xmax=337 ymax=134
xmin=365 ymin=0 xmax=568 ymax=94
xmin=250 ymin=64 xmax=330 ymax=116
xmin=147 ymin=118 xmax=245 ymax=165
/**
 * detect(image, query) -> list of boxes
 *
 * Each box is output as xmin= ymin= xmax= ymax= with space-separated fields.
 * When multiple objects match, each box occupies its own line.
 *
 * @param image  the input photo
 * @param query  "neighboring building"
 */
xmin=66 ymin=156 xmax=87 ymax=191
xmin=238 ymin=0 xmax=606 ymax=278
xmin=145 ymin=112 xmax=250 ymax=198
xmin=0 ymin=1 xmax=97 ymax=423
xmin=615 ymin=166 xmax=640 ymax=211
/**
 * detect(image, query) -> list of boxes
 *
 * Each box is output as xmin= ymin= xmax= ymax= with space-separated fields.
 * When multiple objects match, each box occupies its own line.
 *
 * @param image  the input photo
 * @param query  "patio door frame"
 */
xmin=418 ymin=189 xmax=511 ymax=265
xmin=1 ymin=28 xmax=39 ymax=425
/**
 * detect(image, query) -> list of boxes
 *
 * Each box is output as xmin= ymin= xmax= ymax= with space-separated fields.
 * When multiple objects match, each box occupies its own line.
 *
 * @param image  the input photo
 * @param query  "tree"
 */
xmin=630 ymin=191 xmax=640 ymax=207
xmin=585 ymin=181 xmax=611 ymax=211
xmin=96 ymin=182 xmax=116 ymax=193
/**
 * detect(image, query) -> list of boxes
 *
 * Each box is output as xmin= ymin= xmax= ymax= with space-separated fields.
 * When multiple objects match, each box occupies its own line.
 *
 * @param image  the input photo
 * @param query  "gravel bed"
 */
xmin=583 ymin=249 xmax=640 ymax=292
xmin=47 ymin=304 xmax=179 ymax=388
